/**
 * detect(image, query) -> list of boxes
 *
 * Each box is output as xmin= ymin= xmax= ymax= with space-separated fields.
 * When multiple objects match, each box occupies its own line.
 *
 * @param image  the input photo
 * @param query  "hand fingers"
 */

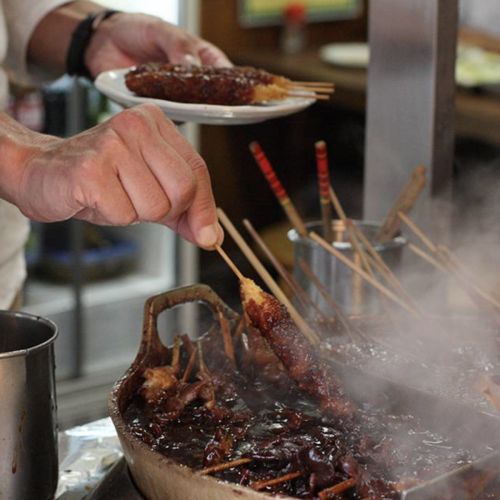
xmin=74 ymin=156 xmax=138 ymax=226
xmin=151 ymin=110 xmax=222 ymax=248
xmin=158 ymin=27 xmax=201 ymax=65
xmin=197 ymin=42 xmax=233 ymax=68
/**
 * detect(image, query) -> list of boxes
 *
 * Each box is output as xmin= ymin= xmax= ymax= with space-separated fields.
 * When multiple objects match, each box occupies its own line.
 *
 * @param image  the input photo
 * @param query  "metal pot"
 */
xmin=288 ymin=220 xmax=407 ymax=315
xmin=109 ymin=285 xmax=500 ymax=500
xmin=0 ymin=311 xmax=59 ymax=500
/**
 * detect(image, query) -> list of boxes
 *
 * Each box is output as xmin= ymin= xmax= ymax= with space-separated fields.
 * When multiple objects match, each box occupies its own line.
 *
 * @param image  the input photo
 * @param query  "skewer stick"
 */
xmin=249 ymin=142 xmax=308 ymax=238
xmin=199 ymin=457 xmax=252 ymax=476
xmin=197 ymin=339 xmax=208 ymax=374
xmin=292 ymin=80 xmax=334 ymax=87
xmin=329 ymin=185 xmax=348 ymax=222
xmin=318 ymin=478 xmax=357 ymax=500
xmin=171 ymin=334 xmax=181 ymax=369
xmin=233 ymin=316 xmax=245 ymax=340
xmin=218 ymin=310 xmax=236 ymax=366
xmin=252 ymin=471 xmax=302 ymax=491
xmin=180 ymin=334 xmax=197 ymax=382
xmin=243 ymin=219 xmax=327 ymax=321
xmin=218 ymin=208 xmax=320 ymax=345
xmin=408 ymin=243 xmax=447 ymax=273
xmin=290 ymin=86 xmax=335 ymax=93
xmin=400 ymin=214 xmax=500 ymax=315
xmin=438 ymin=245 xmax=500 ymax=309
xmin=310 ymin=232 xmax=420 ymax=316
xmin=349 ymin=219 xmax=424 ymax=315
xmin=215 ymin=244 xmax=245 ymax=281
xmin=315 ymin=141 xmax=333 ymax=242
xmin=410 ymin=244 xmax=500 ymax=312
xmin=181 ymin=347 xmax=197 ymax=383
xmin=375 ymin=166 xmax=427 ymax=243
xmin=397 ymin=212 xmax=438 ymax=253
xmin=287 ymin=92 xmax=331 ymax=100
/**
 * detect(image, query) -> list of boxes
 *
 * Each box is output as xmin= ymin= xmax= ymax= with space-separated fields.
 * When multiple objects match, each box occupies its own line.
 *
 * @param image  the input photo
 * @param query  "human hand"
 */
xmin=8 ymin=104 xmax=223 ymax=249
xmin=84 ymin=13 xmax=232 ymax=78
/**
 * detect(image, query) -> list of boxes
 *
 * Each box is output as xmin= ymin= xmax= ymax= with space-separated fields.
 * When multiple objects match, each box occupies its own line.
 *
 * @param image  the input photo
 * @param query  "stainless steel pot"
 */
xmin=0 ymin=311 xmax=59 ymax=500
xmin=288 ymin=220 xmax=407 ymax=315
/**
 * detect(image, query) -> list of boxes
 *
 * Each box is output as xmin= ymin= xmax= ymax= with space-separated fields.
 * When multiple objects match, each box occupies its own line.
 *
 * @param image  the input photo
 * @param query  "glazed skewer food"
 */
xmin=125 ymin=63 xmax=332 ymax=105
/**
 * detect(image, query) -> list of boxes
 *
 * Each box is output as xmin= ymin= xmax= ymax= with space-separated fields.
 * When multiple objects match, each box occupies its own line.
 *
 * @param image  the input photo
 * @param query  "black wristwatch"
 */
xmin=66 ymin=9 xmax=120 ymax=80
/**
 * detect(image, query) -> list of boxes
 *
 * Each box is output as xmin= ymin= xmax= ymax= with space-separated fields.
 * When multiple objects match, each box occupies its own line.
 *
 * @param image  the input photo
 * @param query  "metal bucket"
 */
xmin=288 ymin=221 xmax=407 ymax=315
xmin=0 ymin=311 xmax=59 ymax=500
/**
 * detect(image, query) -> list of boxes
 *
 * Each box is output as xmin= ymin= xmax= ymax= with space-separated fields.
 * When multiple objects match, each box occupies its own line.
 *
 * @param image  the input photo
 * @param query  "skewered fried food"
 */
xmin=240 ymin=277 xmax=356 ymax=421
xmin=125 ymin=63 xmax=307 ymax=105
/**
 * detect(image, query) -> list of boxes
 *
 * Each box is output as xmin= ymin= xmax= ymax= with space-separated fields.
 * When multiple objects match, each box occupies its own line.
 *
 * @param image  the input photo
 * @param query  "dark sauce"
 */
xmin=125 ymin=364 xmax=499 ymax=499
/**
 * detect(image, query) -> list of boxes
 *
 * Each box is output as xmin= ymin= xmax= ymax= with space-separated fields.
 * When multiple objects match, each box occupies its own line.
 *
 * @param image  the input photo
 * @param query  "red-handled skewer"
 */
xmin=249 ymin=141 xmax=308 ymax=238
xmin=315 ymin=140 xmax=333 ymax=242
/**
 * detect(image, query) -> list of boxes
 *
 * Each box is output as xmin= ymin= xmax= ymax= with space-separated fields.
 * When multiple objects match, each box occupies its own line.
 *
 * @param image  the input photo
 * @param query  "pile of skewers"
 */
xmin=216 ymin=139 xmax=500 ymax=331
xmin=211 ymin=139 xmax=500 ymax=413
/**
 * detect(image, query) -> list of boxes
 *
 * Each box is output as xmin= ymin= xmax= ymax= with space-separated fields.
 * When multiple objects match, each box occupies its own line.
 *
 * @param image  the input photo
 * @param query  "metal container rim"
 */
xmin=0 ymin=311 xmax=59 ymax=359
xmin=287 ymin=220 xmax=407 ymax=251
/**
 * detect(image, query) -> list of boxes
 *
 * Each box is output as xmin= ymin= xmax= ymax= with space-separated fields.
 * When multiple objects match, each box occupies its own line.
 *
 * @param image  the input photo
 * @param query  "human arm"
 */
xmin=28 ymin=1 xmax=231 ymax=78
xmin=0 ymin=103 xmax=222 ymax=248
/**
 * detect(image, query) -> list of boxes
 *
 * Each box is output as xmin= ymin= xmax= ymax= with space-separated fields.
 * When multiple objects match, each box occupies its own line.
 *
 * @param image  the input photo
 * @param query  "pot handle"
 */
xmin=140 ymin=284 xmax=240 ymax=359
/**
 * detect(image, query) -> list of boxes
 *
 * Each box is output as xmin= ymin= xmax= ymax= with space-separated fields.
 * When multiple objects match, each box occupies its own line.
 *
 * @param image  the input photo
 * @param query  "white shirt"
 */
xmin=0 ymin=0 xmax=68 ymax=309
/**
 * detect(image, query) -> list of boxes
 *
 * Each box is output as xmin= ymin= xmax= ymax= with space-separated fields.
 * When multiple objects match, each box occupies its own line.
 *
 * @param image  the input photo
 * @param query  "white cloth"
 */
xmin=0 ymin=0 xmax=68 ymax=309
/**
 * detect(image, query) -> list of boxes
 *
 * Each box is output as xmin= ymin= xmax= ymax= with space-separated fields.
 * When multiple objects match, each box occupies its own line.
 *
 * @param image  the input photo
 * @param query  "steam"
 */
xmin=316 ymin=157 xmax=500 ymax=496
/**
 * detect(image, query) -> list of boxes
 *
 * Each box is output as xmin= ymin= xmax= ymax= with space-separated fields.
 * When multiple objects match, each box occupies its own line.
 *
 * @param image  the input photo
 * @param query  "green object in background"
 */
xmin=239 ymin=0 xmax=362 ymax=26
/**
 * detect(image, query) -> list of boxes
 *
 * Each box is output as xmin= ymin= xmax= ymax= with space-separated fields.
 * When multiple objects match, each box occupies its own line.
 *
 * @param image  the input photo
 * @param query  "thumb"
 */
xmin=167 ymin=39 xmax=201 ymax=66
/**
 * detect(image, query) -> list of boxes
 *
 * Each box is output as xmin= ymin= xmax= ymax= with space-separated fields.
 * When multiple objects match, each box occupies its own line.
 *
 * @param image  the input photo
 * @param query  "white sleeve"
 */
xmin=3 ymin=0 xmax=73 ymax=85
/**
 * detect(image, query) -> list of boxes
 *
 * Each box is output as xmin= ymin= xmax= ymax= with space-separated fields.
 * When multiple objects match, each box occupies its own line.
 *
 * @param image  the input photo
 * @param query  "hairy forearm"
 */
xmin=0 ymin=112 xmax=47 ymax=206
xmin=27 ymin=1 xmax=106 ymax=73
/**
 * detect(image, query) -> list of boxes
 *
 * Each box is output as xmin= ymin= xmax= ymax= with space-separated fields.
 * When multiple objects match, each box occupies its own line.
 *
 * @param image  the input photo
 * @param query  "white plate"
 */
xmin=95 ymin=68 xmax=316 ymax=125
xmin=319 ymin=43 xmax=370 ymax=68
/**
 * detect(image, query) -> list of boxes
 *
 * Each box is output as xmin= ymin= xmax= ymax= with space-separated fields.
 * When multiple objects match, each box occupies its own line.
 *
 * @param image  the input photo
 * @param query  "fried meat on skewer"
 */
xmin=125 ymin=63 xmax=303 ymax=105
xmin=240 ymin=278 xmax=356 ymax=421
xmin=240 ymin=277 xmax=396 ymax=499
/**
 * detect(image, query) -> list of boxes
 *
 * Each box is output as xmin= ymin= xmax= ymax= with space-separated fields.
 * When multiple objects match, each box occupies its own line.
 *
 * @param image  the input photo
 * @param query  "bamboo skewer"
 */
xmin=215 ymin=244 xmax=245 ymax=281
xmin=310 ymin=232 xmax=420 ymax=316
xmin=315 ymin=141 xmax=333 ymax=242
xmin=397 ymin=212 xmax=437 ymax=253
xmin=374 ymin=166 xmax=427 ymax=243
xmin=409 ymin=243 xmax=500 ymax=312
xmin=400 ymin=214 xmax=500 ymax=318
xmin=199 ymin=457 xmax=252 ymax=476
xmin=233 ymin=316 xmax=245 ymax=341
xmin=408 ymin=243 xmax=447 ymax=273
xmin=329 ymin=185 xmax=347 ymax=221
xmin=180 ymin=334 xmax=197 ymax=383
xmin=348 ymin=219 xmax=425 ymax=316
xmin=218 ymin=209 xmax=320 ymax=345
xmin=249 ymin=142 xmax=308 ymax=238
xmin=318 ymin=477 xmax=357 ymax=499
xmin=252 ymin=471 xmax=302 ymax=490
xmin=289 ymin=86 xmax=335 ymax=93
xmin=327 ymin=184 xmax=415 ymax=316
xmin=243 ymin=219 xmax=327 ymax=322
xmin=218 ymin=310 xmax=236 ymax=366
xmin=292 ymin=80 xmax=334 ymax=87
xmin=287 ymin=92 xmax=331 ymax=100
